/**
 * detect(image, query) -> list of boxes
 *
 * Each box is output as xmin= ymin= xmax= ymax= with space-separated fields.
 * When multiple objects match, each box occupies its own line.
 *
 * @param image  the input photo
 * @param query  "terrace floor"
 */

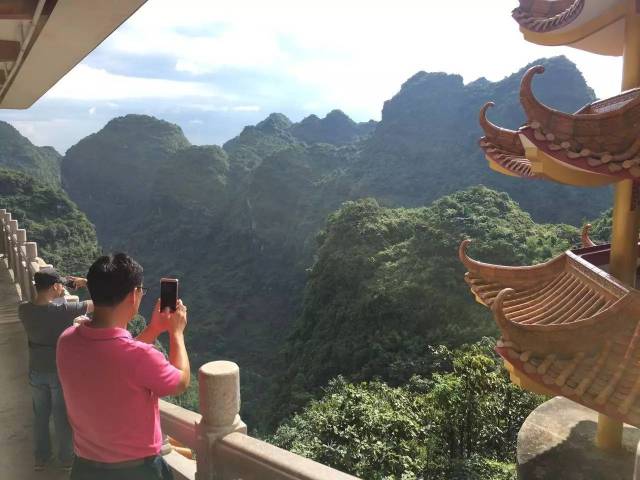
xmin=0 ymin=261 xmax=67 ymax=479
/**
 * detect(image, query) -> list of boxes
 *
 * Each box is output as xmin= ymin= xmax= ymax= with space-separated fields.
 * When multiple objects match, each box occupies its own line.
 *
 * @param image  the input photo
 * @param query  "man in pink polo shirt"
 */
xmin=57 ymin=253 xmax=190 ymax=480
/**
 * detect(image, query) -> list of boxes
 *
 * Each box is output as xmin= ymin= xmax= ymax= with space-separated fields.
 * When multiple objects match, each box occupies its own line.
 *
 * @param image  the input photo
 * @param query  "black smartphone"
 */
xmin=160 ymin=278 xmax=179 ymax=312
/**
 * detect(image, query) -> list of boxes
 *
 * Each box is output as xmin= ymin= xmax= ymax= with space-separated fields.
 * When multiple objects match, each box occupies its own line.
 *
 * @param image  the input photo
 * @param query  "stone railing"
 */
xmin=0 ymin=209 xmax=360 ymax=480
xmin=161 ymin=362 xmax=360 ymax=480
xmin=0 ymin=209 xmax=49 ymax=301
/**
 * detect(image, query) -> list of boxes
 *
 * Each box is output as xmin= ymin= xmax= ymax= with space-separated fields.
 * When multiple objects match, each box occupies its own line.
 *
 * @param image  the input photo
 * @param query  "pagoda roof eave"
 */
xmin=459 ymin=239 xmax=640 ymax=428
xmin=460 ymin=239 xmax=634 ymax=355
xmin=496 ymin=345 xmax=640 ymax=427
xmin=516 ymin=0 xmax=626 ymax=56
xmin=478 ymin=102 xmax=541 ymax=180
xmin=477 ymin=65 xmax=640 ymax=185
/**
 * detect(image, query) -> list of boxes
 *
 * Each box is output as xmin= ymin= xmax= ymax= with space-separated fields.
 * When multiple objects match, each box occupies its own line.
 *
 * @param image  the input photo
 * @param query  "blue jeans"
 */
xmin=28 ymin=370 xmax=73 ymax=464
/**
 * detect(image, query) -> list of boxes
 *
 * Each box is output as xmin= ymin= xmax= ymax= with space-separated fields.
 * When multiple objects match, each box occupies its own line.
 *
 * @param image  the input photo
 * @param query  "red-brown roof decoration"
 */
xmin=581 ymin=223 xmax=596 ymax=247
xmin=459 ymin=238 xmax=640 ymax=426
xmin=479 ymin=65 xmax=640 ymax=183
xmin=479 ymin=103 xmax=537 ymax=178
xmin=513 ymin=0 xmax=585 ymax=33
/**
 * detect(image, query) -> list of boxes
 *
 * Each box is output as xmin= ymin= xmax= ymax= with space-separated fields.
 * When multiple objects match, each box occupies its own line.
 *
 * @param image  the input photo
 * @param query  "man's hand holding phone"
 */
xmin=148 ymin=299 xmax=169 ymax=335
xmin=167 ymin=300 xmax=187 ymax=336
xmin=167 ymin=299 xmax=190 ymax=394
xmin=149 ymin=298 xmax=187 ymax=335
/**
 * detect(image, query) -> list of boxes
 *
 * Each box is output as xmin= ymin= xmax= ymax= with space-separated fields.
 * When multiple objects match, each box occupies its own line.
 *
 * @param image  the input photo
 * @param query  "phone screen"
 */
xmin=160 ymin=279 xmax=178 ymax=312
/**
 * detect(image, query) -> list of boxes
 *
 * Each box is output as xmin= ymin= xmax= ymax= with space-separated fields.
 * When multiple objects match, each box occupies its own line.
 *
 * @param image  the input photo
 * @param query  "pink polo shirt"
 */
xmin=56 ymin=324 xmax=182 ymax=462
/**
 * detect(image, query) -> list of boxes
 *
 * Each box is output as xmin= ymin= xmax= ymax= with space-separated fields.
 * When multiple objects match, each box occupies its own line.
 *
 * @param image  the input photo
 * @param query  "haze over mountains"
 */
xmin=0 ymin=56 xmax=612 ymax=432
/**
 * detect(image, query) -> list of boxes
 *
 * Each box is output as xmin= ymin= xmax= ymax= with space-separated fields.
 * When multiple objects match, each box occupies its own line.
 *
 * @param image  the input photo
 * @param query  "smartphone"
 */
xmin=160 ymin=278 xmax=179 ymax=312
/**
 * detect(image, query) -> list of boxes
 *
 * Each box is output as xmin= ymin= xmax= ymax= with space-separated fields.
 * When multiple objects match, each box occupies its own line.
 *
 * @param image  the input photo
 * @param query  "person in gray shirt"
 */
xmin=18 ymin=267 xmax=94 ymax=472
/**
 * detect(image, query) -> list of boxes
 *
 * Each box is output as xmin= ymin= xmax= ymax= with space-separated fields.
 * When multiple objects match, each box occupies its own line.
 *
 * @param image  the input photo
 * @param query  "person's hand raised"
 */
xmin=167 ymin=299 xmax=187 ymax=335
xmin=67 ymin=276 xmax=87 ymax=289
xmin=149 ymin=298 xmax=170 ymax=334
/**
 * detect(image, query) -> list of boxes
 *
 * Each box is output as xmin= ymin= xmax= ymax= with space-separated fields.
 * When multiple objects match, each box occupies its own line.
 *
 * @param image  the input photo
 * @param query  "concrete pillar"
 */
xmin=1 ymin=212 xmax=9 ymax=259
xmin=195 ymin=361 xmax=247 ymax=480
xmin=8 ymin=219 xmax=18 ymax=275
xmin=16 ymin=229 xmax=27 ymax=301
xmin=0 ymin=209 xmax=6 ymax=256
xmin=25 ymin=242 xmax=37 ymax=300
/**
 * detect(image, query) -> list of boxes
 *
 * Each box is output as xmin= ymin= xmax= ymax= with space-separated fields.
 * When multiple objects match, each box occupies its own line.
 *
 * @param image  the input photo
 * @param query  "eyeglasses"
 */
xmin=136 ymin=286 xmax=148 ymax=296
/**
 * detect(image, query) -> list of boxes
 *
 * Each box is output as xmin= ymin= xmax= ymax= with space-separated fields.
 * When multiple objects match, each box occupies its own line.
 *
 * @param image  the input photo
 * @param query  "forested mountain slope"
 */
xmin=352 ymin=56 xmax=605 ymax=223
xmin=0 ymin=121 xmax=62 ymax=187
xmin=266 ymin=186 xmax=580 ymax=426
xmin=62 ymin=115 xmax=191 ymax=246
xmin=0 ymin=168 xmax=99 ymax=275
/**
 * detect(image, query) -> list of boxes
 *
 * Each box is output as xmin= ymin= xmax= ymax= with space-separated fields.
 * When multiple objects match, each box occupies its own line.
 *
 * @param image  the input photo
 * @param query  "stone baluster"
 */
xmin=8 ymin=219 xmax=18 ymax=277
xmin=2 ymin=212 xmax=11 ymax=268
xmin=0 ymin=209 xmax=6 ymax=256
xmin=16 ymin=229 xmax=27 ymax=300
xmin=195 ymin=361 xmax=247 ymax=480
xmin=25 ymin=242 xmax=38 ymax=301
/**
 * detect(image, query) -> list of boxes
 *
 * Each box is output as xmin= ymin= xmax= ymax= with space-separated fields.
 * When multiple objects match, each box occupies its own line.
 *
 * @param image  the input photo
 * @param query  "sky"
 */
xmin=0 ymin=0 xmax=624 ymax=154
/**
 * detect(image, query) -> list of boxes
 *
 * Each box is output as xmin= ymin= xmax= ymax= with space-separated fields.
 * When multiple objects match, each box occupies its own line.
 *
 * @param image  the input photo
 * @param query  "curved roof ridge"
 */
xmin=512 ymin=0 xmax=585 ymax=33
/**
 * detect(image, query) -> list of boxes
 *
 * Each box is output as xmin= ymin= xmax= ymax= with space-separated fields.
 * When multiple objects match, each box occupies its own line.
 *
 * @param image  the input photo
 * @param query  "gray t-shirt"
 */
xmin=18 ymin=301 xmax=89 ymax=373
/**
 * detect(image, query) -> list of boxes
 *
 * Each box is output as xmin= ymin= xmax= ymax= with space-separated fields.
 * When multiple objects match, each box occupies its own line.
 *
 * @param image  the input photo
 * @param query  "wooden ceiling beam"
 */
xmin=0 ymin=0 xmax=38 ymax=20
xmin=0 ymin=41 xmax=19 ymax=62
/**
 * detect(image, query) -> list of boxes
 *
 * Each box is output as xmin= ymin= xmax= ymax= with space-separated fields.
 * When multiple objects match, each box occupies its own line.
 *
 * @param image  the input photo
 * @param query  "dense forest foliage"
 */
xmin=266 ymin=187 xmax=579 ymax=427
xmin=0 ymin=168 xmax=99 ymax=275
xmin=271 ymin=341 xmax=543 ymax=480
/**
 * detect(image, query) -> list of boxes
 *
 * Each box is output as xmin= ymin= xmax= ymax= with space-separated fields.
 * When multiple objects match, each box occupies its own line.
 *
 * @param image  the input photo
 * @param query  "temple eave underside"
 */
xmin=513 ymin=0 xmax=627 ymax=56
xmin=459 ymin=238 xmax=640 ymax=427
xmin=512 ymin=0 xmax=586 ymax=33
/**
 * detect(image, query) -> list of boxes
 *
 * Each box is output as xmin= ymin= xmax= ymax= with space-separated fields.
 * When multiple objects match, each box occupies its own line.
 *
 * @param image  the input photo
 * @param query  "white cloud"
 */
xmin=232 ymin=105 xmax=260 ymax=112
xmin=95 ymin=0 xmax=622 ymax=120
xmin=46 ymin=64 xmax=223 ymax=101
xmin=88 ymin=106 xmax=96 ymax=115
xmin=10 ymin=118 xmax=78 ymax=151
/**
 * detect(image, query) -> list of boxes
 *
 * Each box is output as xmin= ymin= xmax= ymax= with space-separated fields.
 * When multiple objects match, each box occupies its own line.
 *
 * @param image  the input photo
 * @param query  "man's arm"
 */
xmin=134 ymin=300 xmax=190 ymax=397
xmin=61 ymin=300 xmax=92 ymax=324
xmin=135 ymin=299 xmax=164 ymax=345
xmin=65 ymin=277 xmax=94 ymax=314
xmin=167 ymin=300 xmax=190 ymax=395
xmin=135 ymin=323 xmax=161 ymax=344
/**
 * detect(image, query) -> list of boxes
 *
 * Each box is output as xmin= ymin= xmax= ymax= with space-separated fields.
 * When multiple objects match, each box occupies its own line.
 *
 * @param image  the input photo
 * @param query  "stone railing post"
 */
xmin=8 ymin=219 xmax=18 ymax=276
xmin=16 ymin=229 xmax=27 ymax=300
xmin=1 ymin=212 xmax=10 ymax=260
xmin=195 ymin=361 xmax=247 ymax=480
xmin=25 ymin=242 xmax=38 ymax=301
xmin=0 ymin=209 xmax=6 ymax=256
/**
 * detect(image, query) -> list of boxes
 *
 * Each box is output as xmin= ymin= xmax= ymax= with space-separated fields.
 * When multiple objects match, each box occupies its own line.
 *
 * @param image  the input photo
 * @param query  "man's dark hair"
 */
xmin=87 ymin=253 xmax=143 ymax=307
xmin=35 ymin=283 xmax=52 ymax=293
